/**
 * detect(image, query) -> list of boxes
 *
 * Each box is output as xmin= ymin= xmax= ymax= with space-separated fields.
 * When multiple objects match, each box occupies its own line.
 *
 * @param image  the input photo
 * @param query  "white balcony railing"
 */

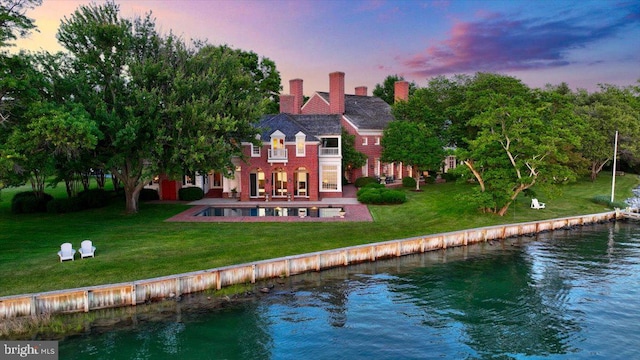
xmin=319 ymin=147 xmax=340 ymax=156
xmin=268 ymin=148 xmax=288 ymax=161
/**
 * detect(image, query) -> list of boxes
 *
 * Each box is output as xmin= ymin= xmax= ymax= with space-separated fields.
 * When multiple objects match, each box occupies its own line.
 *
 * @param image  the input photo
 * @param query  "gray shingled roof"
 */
xmin=316 ymin=92 xmax=394 ymax=130
xmin=257 ymin=113 xmax=341 ymax=141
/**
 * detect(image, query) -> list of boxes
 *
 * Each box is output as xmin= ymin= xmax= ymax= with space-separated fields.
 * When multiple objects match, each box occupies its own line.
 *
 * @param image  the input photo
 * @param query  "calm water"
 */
xmin=58 ymin=222 xmax=640 ymax=359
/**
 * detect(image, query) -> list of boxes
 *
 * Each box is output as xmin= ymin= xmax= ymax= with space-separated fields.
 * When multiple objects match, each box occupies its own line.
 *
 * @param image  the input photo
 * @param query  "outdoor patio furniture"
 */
xmin=78 ymin=240 xmax=96 ymax=258
xmin=531 ymin=198 xmax=546 ymax=209
xmin=58 ymin=243 xmax=76 ymax=262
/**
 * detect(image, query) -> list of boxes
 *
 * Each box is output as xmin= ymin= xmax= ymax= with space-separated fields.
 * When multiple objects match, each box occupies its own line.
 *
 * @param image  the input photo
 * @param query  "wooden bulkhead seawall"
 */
xmin=0 ymin=211 xmax=621 ymax=319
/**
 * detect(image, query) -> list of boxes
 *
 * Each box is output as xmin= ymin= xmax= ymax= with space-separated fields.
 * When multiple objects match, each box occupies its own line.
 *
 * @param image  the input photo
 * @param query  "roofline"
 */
xmin=300 ymin=92 xmax=330 ymax=112
xmin=342 ymin=115 xmax=387 ymax=135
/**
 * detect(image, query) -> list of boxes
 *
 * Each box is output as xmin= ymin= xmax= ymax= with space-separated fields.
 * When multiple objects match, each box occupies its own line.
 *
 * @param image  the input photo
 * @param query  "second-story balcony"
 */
xmin=268 ymin=148 xmax=288 ymax=163
xmin=319 ymin=147 xmax=340 ymax=156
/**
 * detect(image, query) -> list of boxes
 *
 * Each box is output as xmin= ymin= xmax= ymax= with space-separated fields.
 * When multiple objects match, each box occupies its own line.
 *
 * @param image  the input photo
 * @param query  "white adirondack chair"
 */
xmin=78 ymin=240 xmax=96 ymax=258
xmin=58 ymin=243 xmax=76 ymax=262
xmin=531 ymin=198 xmax=546 ymax=209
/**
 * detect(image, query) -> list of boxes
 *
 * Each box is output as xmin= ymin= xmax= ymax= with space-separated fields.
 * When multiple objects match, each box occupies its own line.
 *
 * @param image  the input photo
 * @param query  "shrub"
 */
xmin=356 ymin=183 xmax=385 ymax=197
xmin=381 ymin=189 xmax=407 ymax=204
xmin=77 ymin=189 xmax=110 ymax=209
xmin=402 ymin=176 xmax=416 ymax=188
xmin=47 ymin=198 xmax=84 ymax=214
xmin=357 ymin=187 xmax=406 ymax=205
xmin=140 ymin=188 xmax=160 ymax=201
xmin=354 ymin=176 xmax=378 ymax=188
xmin=441 ymin=172 xmax=458 ymax=182
xmin=11 ymin=192 xmax=53 ymax=214
xmin=179 ymin=186 xmax=204 ymax=201
xmin=424 ymin=176 xmax=436 ymax=184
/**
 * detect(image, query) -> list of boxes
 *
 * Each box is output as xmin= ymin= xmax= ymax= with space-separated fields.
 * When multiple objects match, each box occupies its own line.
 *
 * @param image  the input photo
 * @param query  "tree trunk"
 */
xmin=590 ymin=160 xmax=609 ymax=181
xmin=111 ymin=159 xmax=146 ymax=214
xmin=80 ymin=172 xmax=90 ymax=191
xmin=414 ymin=166 xmax=421 ymax=191
xmin=95 ymin=170 xmax=106 ymax=189
xmin=497 ymin=182 xmax=534 ymax=216
xmin=64 ymin=178 xmax=73 ymax=198
xmin=123 ymin=183 xmax=143 ymax=214
xmin=463 ymin=160 xmax=485 ymax=192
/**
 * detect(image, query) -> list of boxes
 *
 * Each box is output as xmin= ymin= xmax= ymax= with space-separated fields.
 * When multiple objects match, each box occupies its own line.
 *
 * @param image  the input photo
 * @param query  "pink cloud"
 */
xmin=397 ymin=4 xmax=638 ymax=78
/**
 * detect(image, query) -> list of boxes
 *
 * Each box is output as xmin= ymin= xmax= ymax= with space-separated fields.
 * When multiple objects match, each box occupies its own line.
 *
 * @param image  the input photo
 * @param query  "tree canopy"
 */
xmin=52 ymin=1 xmax=280 ymax=213
xmin=0 ymin=0 xmax=280 ymax=212
xmin=381 ymin=120 xmax=444 ymax=191
xmin=574 ymin=84 xmax=640 ymax=180
xmin=0 ymin=0 xmax=41 ymax=48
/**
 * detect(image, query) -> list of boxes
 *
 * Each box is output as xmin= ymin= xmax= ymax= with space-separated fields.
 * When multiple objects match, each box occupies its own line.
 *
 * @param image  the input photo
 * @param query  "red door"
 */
xmin=160 ymin=180 xmax=178 ymax=200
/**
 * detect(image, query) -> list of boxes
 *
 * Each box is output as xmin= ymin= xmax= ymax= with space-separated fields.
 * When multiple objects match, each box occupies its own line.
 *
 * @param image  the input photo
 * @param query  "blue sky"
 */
xmin=13 ymin=0 xmax=640 ymax=95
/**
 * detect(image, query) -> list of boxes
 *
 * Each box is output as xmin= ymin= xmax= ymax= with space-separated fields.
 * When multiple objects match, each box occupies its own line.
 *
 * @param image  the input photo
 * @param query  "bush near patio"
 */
xmin=178 ymin=187 xmax=204 ymax=201
xmin=357 ymin=183 xmax=407 ymax=204
xmin=354 ymin=176 xmax=378 ymax=188
xmin=402 ymin=176 xmax=416 ymax=188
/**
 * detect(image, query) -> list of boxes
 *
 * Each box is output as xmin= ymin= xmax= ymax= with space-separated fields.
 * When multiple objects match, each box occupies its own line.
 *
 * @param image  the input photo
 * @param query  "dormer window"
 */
xmin=296 ymin=131 xmax=306 ymax=157
xmin=268 ymin=130 xmax=287 ymax=162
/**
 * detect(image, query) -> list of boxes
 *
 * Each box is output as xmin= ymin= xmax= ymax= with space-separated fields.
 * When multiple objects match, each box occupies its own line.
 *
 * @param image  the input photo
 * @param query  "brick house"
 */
xmin=231 ymin=71 xmax=411 ymax=201
xmin=154 ymin=71 xmax=416 ymax=201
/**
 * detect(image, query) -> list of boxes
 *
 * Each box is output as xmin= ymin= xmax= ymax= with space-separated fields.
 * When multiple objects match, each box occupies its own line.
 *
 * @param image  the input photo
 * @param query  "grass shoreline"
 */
xmin=1 ymin=175 xmax=638 ymax=298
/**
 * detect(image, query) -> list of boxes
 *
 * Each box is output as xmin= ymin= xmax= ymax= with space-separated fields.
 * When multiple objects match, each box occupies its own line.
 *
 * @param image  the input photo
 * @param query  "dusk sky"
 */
xmin=12 ymin=0 xmax=640 ymax=96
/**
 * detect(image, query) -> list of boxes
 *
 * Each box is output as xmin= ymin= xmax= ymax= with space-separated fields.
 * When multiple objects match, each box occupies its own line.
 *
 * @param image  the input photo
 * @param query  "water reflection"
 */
xmin=58 ymin=222 xmax=640 ymax=359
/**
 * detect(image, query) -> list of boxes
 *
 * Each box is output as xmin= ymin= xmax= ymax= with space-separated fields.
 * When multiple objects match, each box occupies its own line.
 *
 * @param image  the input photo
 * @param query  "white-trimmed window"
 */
xmin=321 ymin=165 xmax=338 ymax=190
xmin=296 ymin=132 xmax=306 ymax=157
xmin=252 ymin=144 xmax=261 ymax=157
xmin=252 ymin=135 xmax=261 ymax=157
xmin=362 ymin=137 xmax=368 ymax=146
xmin=375 ymin=137 xmax=380 ymax=145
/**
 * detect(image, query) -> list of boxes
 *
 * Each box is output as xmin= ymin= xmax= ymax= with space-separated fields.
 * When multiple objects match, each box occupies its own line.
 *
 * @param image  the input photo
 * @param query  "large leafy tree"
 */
xmin=0 ymin=0 xmax=42 ymax=192
xmin=574 ymin=84 xmax=640 ymax=180
xmin=0 ymin=0 xmax=40 ymax=48
xmin=406 ymin=74 xmax=475 ymax=148
xmin=5 ymin=102 xmax=98 ymax=197
xmin=459 ymin=73 xmax=579 ymax=216
xmin=56 ymin=1 xmax=277 ymax=213
xmin=381 ymin=120 xmax=445 ymax=191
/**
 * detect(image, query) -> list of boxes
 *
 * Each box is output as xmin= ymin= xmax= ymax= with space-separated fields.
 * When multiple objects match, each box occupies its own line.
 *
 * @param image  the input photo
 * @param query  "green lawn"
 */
xmin=0 ymin=175 xmax=638 ymax=297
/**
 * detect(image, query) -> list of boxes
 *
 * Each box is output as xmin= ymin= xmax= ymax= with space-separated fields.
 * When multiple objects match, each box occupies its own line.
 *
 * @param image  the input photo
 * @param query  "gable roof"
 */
xmin=316 ymin=92 xmax=394 ymax=130
xmin=258 ymin=113 xmax=341 ymax=141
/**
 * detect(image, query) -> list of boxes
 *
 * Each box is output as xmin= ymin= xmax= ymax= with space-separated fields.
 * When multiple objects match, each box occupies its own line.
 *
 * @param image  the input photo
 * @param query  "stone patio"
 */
xmin=165 ymin=185 xmax=373 ymax=222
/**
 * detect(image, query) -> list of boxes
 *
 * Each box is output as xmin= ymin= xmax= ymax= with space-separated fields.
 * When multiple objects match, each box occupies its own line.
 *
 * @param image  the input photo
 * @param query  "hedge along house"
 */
xmin=152 ymin=71 xmax=412 ymax=201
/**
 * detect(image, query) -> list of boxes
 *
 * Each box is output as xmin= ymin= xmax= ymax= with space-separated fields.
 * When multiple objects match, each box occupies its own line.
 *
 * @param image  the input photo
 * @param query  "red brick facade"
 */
xmin=239 ymin=143 xmax=320 ymax=202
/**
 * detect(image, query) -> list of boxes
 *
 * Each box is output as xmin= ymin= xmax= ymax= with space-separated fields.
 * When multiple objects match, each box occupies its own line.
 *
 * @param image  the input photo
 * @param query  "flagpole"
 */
xmin=611 ymin=130 xmax=618 ymax=203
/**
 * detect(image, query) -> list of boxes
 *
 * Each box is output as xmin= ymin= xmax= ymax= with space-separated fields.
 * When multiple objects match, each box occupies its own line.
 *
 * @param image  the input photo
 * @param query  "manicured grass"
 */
xmin=0 ymin=175 xmax=638 ymax=297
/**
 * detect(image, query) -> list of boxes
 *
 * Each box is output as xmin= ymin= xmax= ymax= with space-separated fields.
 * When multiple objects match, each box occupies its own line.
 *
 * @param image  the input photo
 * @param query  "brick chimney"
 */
xmin=329 ymin=71 xmax=345 ymax=114
xmin=394 ymin=80 xmax=409 ymax=103
xmin=279 ymin=94 xmax=295 ymax=114
xmin=355 ymin=86 xmax=368 ymax=96
xmin=290 ymin=78 xmax=303 ymax=114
